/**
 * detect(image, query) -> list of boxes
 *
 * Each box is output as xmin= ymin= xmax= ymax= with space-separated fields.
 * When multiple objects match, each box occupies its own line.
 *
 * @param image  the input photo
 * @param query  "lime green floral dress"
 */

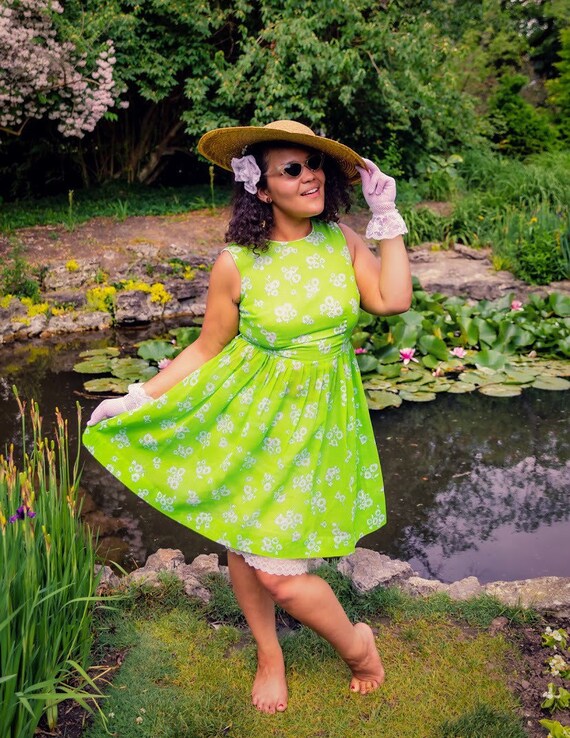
xmin=83 ymin=220 xmax=386 ymax=562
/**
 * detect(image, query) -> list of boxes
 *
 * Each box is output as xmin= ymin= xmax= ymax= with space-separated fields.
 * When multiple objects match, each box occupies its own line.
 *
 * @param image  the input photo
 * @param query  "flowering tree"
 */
xmin=0 ymin=0 xmax=121 ymax=137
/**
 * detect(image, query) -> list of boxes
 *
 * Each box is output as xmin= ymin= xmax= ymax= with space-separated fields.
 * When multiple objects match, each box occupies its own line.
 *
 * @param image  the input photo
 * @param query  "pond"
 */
xmin=1 ymin=329 xmax=568 ymax=584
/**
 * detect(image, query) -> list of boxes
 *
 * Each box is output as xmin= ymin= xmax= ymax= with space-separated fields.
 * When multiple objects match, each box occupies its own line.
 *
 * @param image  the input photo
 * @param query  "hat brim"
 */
xmin=198 ymin=126 xmax=365 ymax=185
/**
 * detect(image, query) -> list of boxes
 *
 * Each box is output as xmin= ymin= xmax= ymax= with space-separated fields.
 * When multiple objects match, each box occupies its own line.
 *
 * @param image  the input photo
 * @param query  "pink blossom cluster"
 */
xmin=0 ymin=0 xmax=122 ymax=137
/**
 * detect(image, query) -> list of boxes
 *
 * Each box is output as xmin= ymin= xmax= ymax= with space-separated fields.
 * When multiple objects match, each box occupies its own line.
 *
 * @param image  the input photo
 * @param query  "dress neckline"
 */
xmin=268 ymin=220 xmax=316 ymax=245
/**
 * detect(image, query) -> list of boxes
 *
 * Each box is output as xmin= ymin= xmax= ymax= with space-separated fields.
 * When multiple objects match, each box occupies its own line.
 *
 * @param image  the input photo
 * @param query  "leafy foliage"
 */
xmin=487 ymin=74 xmax=558 ymax=157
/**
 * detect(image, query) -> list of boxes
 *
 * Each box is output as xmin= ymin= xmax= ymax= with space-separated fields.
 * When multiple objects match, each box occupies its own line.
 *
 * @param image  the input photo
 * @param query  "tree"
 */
xmin=0 ymin=0 xmax=121 ymax=137
xmin=546 ymin=28 xmax=570 ymax=142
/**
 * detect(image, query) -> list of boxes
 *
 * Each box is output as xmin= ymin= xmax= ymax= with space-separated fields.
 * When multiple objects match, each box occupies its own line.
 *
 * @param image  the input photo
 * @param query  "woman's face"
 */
xmin=258 ymin=146 xmax=326 ymax=221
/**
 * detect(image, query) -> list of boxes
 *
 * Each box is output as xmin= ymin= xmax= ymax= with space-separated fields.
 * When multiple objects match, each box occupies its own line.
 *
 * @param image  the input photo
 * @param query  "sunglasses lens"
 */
xmin=307 ymin=153 xmax=324 ymax=171
xmin=281 ymin=154 xmax=324 ymax=178
xmin=282 ymin=162 xmax=303 ymax=177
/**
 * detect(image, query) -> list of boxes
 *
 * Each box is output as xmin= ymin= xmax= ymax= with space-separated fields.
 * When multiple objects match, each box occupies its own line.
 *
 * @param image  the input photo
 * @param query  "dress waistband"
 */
xmin=237 ymin=334 xmax=352 ymax=362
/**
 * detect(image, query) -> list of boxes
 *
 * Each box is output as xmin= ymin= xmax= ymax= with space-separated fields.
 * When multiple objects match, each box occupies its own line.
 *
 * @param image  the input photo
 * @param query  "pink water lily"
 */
xmin=399 ymin=348 xmax=418 ymax=365
xmin=158 ymin=358 xmax=173 ymax=371
xmin=450 ymin=347 xmax=466 ymax=358
xmin=511 ymin=299 xmax=523 ymax=311
xmin=354 ymin=347 xmax=368 ymax=354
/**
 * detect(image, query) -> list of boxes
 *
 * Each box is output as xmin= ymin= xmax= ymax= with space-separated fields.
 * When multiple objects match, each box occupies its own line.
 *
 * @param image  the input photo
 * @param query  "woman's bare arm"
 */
xmin=143 ymin=250 xmax=240 ymax=398
xmin=339 ymin=223 xmax=412 ymax=316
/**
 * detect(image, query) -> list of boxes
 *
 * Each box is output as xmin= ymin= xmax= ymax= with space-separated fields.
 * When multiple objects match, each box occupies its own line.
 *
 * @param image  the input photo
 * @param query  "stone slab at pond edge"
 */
xmin=95 ymin=546 xmax=570 ymax=617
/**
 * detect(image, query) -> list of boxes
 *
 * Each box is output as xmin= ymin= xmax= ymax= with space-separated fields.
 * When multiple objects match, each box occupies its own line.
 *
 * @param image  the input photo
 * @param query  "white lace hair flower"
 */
xmin=230 ymin=155 xmax=262 ymax=194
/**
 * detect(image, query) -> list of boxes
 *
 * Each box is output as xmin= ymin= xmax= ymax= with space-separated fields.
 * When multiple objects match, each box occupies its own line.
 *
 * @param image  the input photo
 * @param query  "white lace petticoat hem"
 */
xmin=228 ymin=548 xmax=321 ymax=576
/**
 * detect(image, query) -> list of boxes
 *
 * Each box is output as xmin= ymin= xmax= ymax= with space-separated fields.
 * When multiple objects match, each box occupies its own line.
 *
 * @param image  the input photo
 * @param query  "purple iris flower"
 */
xmin=8 ymin=505 xmax=36 ymax=523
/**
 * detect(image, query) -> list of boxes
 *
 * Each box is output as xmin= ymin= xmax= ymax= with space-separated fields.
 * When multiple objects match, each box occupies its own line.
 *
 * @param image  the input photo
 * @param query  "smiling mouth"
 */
xmin=302 ymin=187 xmax=319 ymax=196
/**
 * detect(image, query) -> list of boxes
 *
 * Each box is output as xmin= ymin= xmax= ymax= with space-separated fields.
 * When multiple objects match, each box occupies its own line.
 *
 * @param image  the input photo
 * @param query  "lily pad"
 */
xmin=396 ymin=369 xmax=428 ymax=384
xmin=351 ymin=331 xmax=370 ymax=349
xmin=363 ymin=376 xmax=392 ymax=391
xmin=375 ymin=363 xmax=402 ymax=379
xmin=169 ymin=326 xmax=201 ymax=347
xmin=532 ymin=376 xmax=570 ymax=391
xmin=137 ymin=340 xmax=178 ymax=362
xmin=110 ymin=357 xmax=155 ymax=380
xmin=366 ymin=390 xmax=402 ymax=410
xmin=448 ymin=382 xmax=477 ymax=393
xmin=399 ymin=390 xmax=437 ymax=402
xmin=83 ymin=377 xmax=130 ymax=394
xmin=73 ymin=358 xmax=113 ymax=374
xmin=478 ymin=384 xmax=523 ymax=397
xmin=79 ymin=347 xmax=120 ymax=358
xmin=502 ymin=369 xmax=537 ymax=384
xmin=474 ymin=349 xmax=507 ymax=371
xmin=426 ymin=381 xmax=452 ymax=393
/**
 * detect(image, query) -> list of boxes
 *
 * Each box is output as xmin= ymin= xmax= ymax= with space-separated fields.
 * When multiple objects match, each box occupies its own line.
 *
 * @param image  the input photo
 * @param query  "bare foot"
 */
xmin=251 ymin=650 xmax=288 ymax=714
xmin=346 ymin=623 xmax=385 ymax=695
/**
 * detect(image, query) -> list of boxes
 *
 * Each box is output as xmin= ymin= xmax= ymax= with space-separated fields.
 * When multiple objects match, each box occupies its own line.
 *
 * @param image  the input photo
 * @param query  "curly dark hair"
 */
xmin=225 ymin=141 xmax=352 ymax=252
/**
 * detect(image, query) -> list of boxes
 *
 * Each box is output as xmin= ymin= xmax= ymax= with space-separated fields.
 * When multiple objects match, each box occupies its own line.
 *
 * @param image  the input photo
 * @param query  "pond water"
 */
xmin=1 ymin=330 xmax=568 ymax=584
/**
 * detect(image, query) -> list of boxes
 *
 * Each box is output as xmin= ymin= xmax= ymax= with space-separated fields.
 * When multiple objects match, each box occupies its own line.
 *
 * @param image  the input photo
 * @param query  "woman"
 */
xmin=84 ymin=120 xmax=412 ymax=714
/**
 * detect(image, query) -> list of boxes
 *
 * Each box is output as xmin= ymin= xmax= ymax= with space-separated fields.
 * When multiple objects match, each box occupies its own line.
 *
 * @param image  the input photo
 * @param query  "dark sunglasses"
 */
xmin=273 ymin=152 xmax=325 ymax=178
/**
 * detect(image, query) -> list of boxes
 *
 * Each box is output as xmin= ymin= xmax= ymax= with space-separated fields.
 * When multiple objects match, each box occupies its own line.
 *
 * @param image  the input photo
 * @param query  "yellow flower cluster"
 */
xmin=86 ymin=286 xmax=117 ymax=313
xmin=66 ymin=259 xmax=80 ymax=272
xmin=150 ymin=283 xmax=172 ymax=304
xmin=118 ymin=279 xmax=172 ymax=304
xmin=23 ymin=300 xmax=50 ymax=317
xmin=0 ymin=294 xmax=13 ymax=309
xmin=119 ymin=279 xmax=151 ymax=292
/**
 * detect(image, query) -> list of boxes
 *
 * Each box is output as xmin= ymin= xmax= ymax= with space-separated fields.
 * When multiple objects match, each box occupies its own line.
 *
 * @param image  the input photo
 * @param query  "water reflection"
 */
xmin=0 ymin=333 xmax=568 ymax=583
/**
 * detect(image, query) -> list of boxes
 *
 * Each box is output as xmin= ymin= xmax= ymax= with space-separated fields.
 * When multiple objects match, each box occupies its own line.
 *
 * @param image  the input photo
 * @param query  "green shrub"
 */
xmin=487 ymin=74 xmax=558 ymax=158
xmin=0 ymin=241 xmax=42 ymax=300
xmin=491 ymin=206 xmax=569 ymax=284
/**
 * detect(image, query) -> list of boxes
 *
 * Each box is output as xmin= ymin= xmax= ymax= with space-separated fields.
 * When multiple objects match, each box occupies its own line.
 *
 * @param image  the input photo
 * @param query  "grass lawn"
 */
xmin=83 ymin=573 xmax=532 ymax=738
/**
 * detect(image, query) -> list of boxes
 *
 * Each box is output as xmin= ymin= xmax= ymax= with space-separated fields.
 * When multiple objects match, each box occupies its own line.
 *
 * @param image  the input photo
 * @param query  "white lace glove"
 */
xmin=356 ymin=158 xmax=408 ymax=240
xmin=86 ymin=383 xmax=153 ymax=426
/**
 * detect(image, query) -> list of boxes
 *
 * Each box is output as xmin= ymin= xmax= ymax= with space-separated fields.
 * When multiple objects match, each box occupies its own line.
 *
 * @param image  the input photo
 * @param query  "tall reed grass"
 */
xmin=0 ymin=395 xmax=102 ymax=737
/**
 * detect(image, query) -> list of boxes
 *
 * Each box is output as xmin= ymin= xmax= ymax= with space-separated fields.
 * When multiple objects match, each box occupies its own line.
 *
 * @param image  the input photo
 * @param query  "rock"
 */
xmin=45 ymin=289 xmax=87 ymax=309
xmin=337 ymin=548 xmax=414 ymax=593
xmin=164 ymin=273 xmax=209 ymax=303
xmin=11 ymin=313 xmax=49 ymax=339
xmin=0 ymin=296 xmax=24 ymax=319
xmin=175 ymin=565 xmax=212 ymax=602
xmin=124 ymin=242 xmax=160 ymax=260
xmin=400 ymin=576 xmax=449 ymax=597
xmin=447 ymin=576 xmax=483 ymax=600
xmin=187 ymin=301 xmax=206 ymax=318
xmin=489 ymin=616 xmax=509 ymax=635
xmin=308 ymin=558 xmax=328 ymax=572
xmin=453 ymin=243 xmax=490 ymax=260
xmin=115 ymin=290 xmax=157 ymax=324
xmin=484 ymin=577 xmax=570 ymax=616
xmin=219 ymin=565 xmax=230 ymax=582
xmin=128 ymin=569 xmax=161 ymax=587
xmin=144 ymin=548 xmax=185 ymax=572
xmin=185 ymin=553 xmax=220 ymax=580
xmin=43 ymin=260 xmax=100 ymax=290
xmin=43 ymin=310 xmax=111 ymax=335
xmin=95 ymin=564 xmax=120 ymax=590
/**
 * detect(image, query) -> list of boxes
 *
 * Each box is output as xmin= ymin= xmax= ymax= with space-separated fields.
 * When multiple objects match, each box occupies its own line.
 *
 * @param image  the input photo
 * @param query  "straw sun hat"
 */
xmin=197 ymin=120 xmax=366 ymax=185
